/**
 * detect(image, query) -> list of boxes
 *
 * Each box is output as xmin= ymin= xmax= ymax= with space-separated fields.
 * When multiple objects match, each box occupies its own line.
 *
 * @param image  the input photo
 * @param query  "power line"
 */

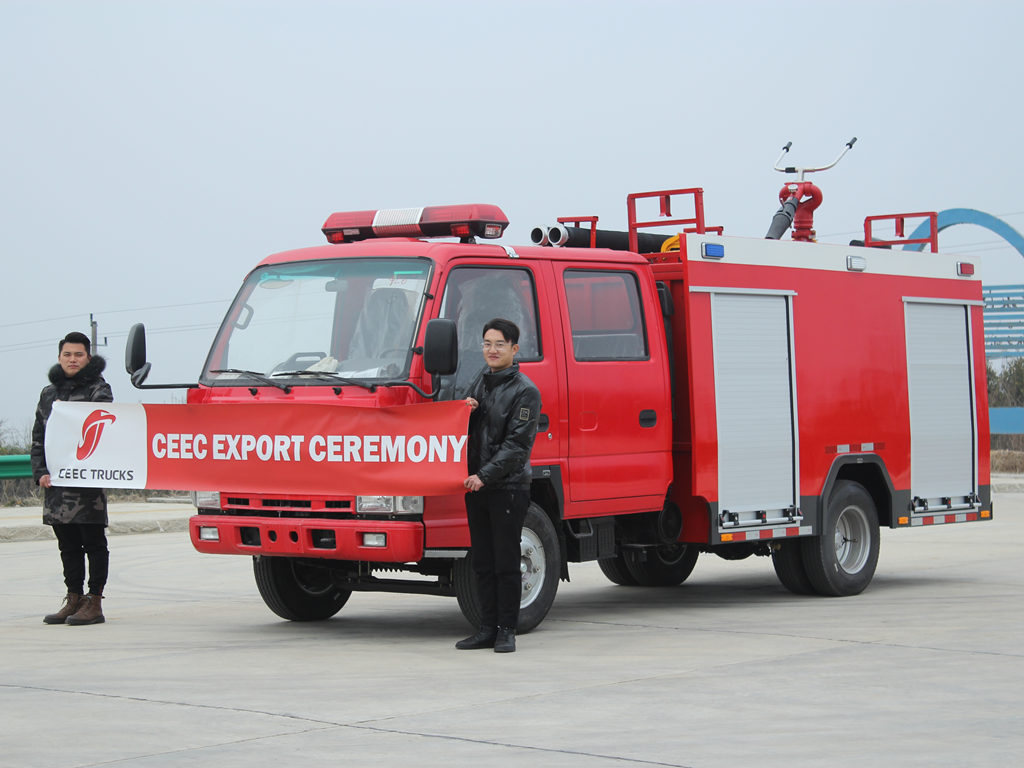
xmin=0 ymin=299 xmax=230 ymax=330
xmin=0 ymin=321 xmax=222 ymax=354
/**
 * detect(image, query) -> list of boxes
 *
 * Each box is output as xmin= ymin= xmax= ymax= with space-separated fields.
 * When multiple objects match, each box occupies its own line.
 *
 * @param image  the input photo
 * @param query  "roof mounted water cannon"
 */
xmin=322 ymin=204 xmax=508 ymax=244
xmin=765 ymin=137 xmax=857 ymax=241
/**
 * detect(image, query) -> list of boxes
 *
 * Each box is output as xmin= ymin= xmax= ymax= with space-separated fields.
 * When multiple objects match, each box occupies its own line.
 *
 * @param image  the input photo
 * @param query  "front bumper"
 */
xmin=189 ymin=514 xmax=425 ymax=562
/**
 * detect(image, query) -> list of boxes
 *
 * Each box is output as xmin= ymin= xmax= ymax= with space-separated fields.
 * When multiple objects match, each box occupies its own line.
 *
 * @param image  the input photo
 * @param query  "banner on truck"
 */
xmin=45 ymin=400 xmax=471 ymax=496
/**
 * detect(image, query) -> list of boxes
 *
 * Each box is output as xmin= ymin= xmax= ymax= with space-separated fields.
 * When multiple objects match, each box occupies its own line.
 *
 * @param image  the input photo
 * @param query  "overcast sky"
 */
xmin=2 ymin=0 xmax=1023 ymax=436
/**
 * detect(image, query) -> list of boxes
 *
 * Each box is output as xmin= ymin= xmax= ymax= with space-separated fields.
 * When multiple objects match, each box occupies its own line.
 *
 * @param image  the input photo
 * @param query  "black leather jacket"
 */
xmin=465 ymin=363 xmax=541 ymax=490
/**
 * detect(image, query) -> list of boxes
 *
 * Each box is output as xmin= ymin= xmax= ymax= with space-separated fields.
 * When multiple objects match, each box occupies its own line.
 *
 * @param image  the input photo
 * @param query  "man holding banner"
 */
xmin=31 ymin=332 xmax=113 ymax=626
xmin=457 ymin=319 xmax=541 ymax=654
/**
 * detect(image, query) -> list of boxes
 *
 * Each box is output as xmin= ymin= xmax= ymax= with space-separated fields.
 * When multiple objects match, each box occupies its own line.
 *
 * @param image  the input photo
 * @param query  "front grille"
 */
xmin=220 ymin=493 xmax=354 ymax=516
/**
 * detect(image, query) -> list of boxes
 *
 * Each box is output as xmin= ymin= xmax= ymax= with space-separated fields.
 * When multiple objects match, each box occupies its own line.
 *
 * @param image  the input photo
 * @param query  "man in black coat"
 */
xmin=457 ymin=318 xmax=541 ymax=653
xmin=31 ymin=331 xmax=113 ymax=625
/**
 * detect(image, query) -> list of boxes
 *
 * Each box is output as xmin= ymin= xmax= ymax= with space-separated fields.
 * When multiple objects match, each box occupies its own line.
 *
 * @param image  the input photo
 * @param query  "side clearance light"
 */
xmin=701 ymin=242 xmax=725 ymax=259
xmin=956 ymin=261 xmax=975 ymax=277
xmin=322 ymin=204 xmax=509 ymax=243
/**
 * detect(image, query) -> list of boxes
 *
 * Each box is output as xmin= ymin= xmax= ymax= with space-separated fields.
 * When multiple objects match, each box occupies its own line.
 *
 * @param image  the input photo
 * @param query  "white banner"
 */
xmin=45 ymin=402 xmax=149 ymax=488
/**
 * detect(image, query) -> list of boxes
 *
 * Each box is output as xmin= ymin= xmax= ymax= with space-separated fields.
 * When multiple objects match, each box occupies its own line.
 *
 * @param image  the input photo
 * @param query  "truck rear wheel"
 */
xmin=253 ymin=556 xmax=351 ymax=621
xmin=771 ymin=539 xmax=817 ymax=595
xmin=800 ymin=480 xmax=880 ymax=596
xmin=454 ymin=502 xmax=560 ymax=633
xmin=623 ymin=543 xmax=699 ymax=586
xmin=598 ymin=553 xmax=640 ymax=586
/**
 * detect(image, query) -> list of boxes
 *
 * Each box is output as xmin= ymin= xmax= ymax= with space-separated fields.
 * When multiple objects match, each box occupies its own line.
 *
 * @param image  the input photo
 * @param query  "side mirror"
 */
xmin=124 ymin=322 xmax=196 ymax=390
xmin=125 ymin=323 xmax=151 ymax=385
xmin=423 ymin=318 xmax=458 ymax=376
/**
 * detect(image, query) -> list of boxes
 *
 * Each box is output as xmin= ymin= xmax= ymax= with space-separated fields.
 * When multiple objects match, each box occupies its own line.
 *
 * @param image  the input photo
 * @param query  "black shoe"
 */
xmin=494 ymin=626 xmax=516 ymax=653
xmin=455 ymin=626 xmax=497 ymax=650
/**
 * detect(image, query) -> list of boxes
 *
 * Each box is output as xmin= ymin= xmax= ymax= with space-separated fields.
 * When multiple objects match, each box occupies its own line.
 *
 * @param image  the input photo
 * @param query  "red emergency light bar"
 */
xmin=321 ymin=204 xmax=509 ymax=244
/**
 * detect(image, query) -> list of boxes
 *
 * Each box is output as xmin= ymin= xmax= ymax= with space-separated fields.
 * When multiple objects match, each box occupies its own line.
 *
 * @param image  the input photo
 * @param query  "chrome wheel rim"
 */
xmin=520 ymin=527 xmax=545 ymax=608
xmin=834 ymin=505 xmax=870 ymax=574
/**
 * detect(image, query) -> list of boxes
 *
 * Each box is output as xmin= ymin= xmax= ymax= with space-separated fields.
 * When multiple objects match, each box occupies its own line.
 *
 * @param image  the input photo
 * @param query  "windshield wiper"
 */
xmin=209 ymin=369 xmax=291 ymax=392
xmin=272 ymin=370 xmax=377 ymax=391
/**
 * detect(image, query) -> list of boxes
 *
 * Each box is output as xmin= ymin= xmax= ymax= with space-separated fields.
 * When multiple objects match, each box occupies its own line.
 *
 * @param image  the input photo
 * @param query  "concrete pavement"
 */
xmin=1 ymin=488 xmax=1022 ymax=767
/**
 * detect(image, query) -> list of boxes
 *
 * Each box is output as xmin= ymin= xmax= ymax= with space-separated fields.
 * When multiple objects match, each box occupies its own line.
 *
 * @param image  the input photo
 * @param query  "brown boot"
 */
xmin=66 ymin=594 xmax=105 ymax=625
xmin=44 ymin=593 xmax=83 ymax=625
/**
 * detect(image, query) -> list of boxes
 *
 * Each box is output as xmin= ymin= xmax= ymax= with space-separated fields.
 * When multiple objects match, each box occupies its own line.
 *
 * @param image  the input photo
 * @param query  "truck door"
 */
xmin=558 ymin=266 xmax=671 ymax=503
xmin=437 ymin=263 xmax=561 ymax=469
xmin=904 ymin=300 xmax=979 ymax=513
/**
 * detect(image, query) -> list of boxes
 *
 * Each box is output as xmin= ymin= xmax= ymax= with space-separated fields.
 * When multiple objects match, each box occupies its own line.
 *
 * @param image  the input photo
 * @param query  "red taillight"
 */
xmin=322 ymin=204 xmax=508 ymax=243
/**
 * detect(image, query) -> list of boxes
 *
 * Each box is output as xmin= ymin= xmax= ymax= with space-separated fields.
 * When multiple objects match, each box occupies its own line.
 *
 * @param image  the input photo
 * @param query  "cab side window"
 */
xmin=564 ymin=270 xmax=648 ymax=361
xmin=439 ymin=266 xmax=541 ymax=395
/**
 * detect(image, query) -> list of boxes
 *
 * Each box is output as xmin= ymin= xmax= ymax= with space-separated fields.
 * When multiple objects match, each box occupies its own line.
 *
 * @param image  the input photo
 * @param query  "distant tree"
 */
xmin=991 ymin=358 xmax=1024 ymax=407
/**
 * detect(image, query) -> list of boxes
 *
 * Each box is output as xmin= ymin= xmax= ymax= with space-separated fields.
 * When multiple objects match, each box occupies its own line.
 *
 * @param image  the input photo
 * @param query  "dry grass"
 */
xmin=0 ymin=482 xmax=182 ymax=507
xmin=991 ymin=450 xmax=1024 ymax=474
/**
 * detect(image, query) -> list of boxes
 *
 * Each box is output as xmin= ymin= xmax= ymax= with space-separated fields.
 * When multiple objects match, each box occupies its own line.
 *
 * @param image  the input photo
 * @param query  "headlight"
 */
xmin=395 ymin=496 xmax=423 ymax=514
xmin=190 ymin=491 xmax=221 ymax=509
xmin=356 ymin=495 xmax=423 ymax=515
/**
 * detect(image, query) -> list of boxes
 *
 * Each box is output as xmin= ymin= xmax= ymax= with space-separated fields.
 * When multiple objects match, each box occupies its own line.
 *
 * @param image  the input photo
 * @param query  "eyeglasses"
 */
xmin=481 ymin=341 xmax=510 ymax=351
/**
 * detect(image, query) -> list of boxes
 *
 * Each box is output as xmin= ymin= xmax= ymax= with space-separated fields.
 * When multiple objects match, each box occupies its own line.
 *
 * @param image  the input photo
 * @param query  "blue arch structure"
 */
xmin=902 ymin=208 xmax=1024 ymax=257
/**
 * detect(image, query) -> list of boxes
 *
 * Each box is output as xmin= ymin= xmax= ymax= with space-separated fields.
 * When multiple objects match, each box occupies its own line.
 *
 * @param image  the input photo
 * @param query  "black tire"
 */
xmin=253 ymin=556 xmax=351 ymax=621
xmin=598 ymin=553 xmax=640 ymax=586
xmin=771 ymin=539 xmax=817 ymax=595
xmin=800 ymin=480 xmax=880 ymax=596
xmin=454 ymin=502 xmax=560 ymax=633
xmin=623 ymin=543 xmax=699 ymax=586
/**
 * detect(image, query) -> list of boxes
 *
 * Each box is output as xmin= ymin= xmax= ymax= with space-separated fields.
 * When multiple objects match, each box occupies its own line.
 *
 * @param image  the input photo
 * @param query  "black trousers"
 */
xmin=52 ymin=523 xmax=109 ymax=596
xmin=465 ymin=488 xmax=529 ymax=629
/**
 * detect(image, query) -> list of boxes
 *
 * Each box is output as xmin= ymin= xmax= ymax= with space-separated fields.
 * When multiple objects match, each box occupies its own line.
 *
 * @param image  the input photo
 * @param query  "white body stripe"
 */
xmin=686 ymin=233 xmax=982 ymax=283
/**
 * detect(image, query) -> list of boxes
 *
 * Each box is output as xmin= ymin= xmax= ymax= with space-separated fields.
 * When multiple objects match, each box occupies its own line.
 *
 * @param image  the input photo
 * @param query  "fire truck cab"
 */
xmin=128 ymin=192 xmax=991 ymax=632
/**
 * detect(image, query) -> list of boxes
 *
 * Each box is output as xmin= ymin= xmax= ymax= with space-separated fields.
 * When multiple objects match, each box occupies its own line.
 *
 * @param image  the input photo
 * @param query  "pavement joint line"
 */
xmin=2 ymin=682 xmax=695 ymax=767
xmin=551 ymin=617 xmax=1024 ymax=658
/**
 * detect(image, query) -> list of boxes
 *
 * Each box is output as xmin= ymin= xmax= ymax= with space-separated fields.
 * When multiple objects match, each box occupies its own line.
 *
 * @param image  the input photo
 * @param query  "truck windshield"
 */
xmin=202 ymin=257 xmax=432 ymax=385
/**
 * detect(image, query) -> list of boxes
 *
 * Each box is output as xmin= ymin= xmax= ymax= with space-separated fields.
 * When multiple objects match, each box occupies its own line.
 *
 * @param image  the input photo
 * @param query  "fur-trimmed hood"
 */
xmin=48 ymin=354 xmax=107 ymax=387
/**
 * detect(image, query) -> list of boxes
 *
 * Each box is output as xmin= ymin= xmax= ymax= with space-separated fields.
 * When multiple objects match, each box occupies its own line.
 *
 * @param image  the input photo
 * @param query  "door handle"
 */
xmin=639 ymin=409 xmax=657 ymax=428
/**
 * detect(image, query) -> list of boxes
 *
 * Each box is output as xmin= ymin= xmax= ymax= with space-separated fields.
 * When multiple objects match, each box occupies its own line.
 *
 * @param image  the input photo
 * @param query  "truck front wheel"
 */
xmin=800 ymin=480 xmax=880 ymax=596
xmin=253 ymin=556 xmax=351 ymax=621
xmin=454 ymin=502 xmax=560 ymax=633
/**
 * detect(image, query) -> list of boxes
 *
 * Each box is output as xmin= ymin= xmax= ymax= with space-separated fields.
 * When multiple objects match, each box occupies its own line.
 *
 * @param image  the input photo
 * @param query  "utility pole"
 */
xmin=89 ymin=313 xmax=108 ymax=351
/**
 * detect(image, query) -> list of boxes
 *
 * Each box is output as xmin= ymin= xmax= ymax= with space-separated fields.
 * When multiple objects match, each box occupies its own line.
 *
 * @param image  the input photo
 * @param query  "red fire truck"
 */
xmin=127 ymin=159 xmax=991 ymax=632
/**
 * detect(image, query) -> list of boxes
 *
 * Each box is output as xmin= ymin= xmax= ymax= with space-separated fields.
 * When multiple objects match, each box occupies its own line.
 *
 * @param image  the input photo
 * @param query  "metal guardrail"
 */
xmin=0 ymin=455 xmax=32 ymax=480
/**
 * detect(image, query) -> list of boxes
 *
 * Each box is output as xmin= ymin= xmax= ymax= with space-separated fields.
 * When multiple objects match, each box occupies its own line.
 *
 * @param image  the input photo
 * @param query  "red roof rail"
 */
xmin=626 ymin=188 xmax=723 ymax=254
xmin=863 ymin=212 xmax=938 ymax=252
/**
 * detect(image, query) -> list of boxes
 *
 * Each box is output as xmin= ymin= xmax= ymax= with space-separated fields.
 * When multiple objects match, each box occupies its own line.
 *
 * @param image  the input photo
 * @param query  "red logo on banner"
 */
xmin=77 ymin=409 xmax=117 ymax=460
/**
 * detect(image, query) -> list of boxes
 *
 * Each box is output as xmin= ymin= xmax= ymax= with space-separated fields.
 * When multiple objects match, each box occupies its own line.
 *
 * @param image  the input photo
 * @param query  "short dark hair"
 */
xmin=59 ymin=331 xmax=91 ymax=355
xmin=482 ymin=318 xmax=520 ymax=345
